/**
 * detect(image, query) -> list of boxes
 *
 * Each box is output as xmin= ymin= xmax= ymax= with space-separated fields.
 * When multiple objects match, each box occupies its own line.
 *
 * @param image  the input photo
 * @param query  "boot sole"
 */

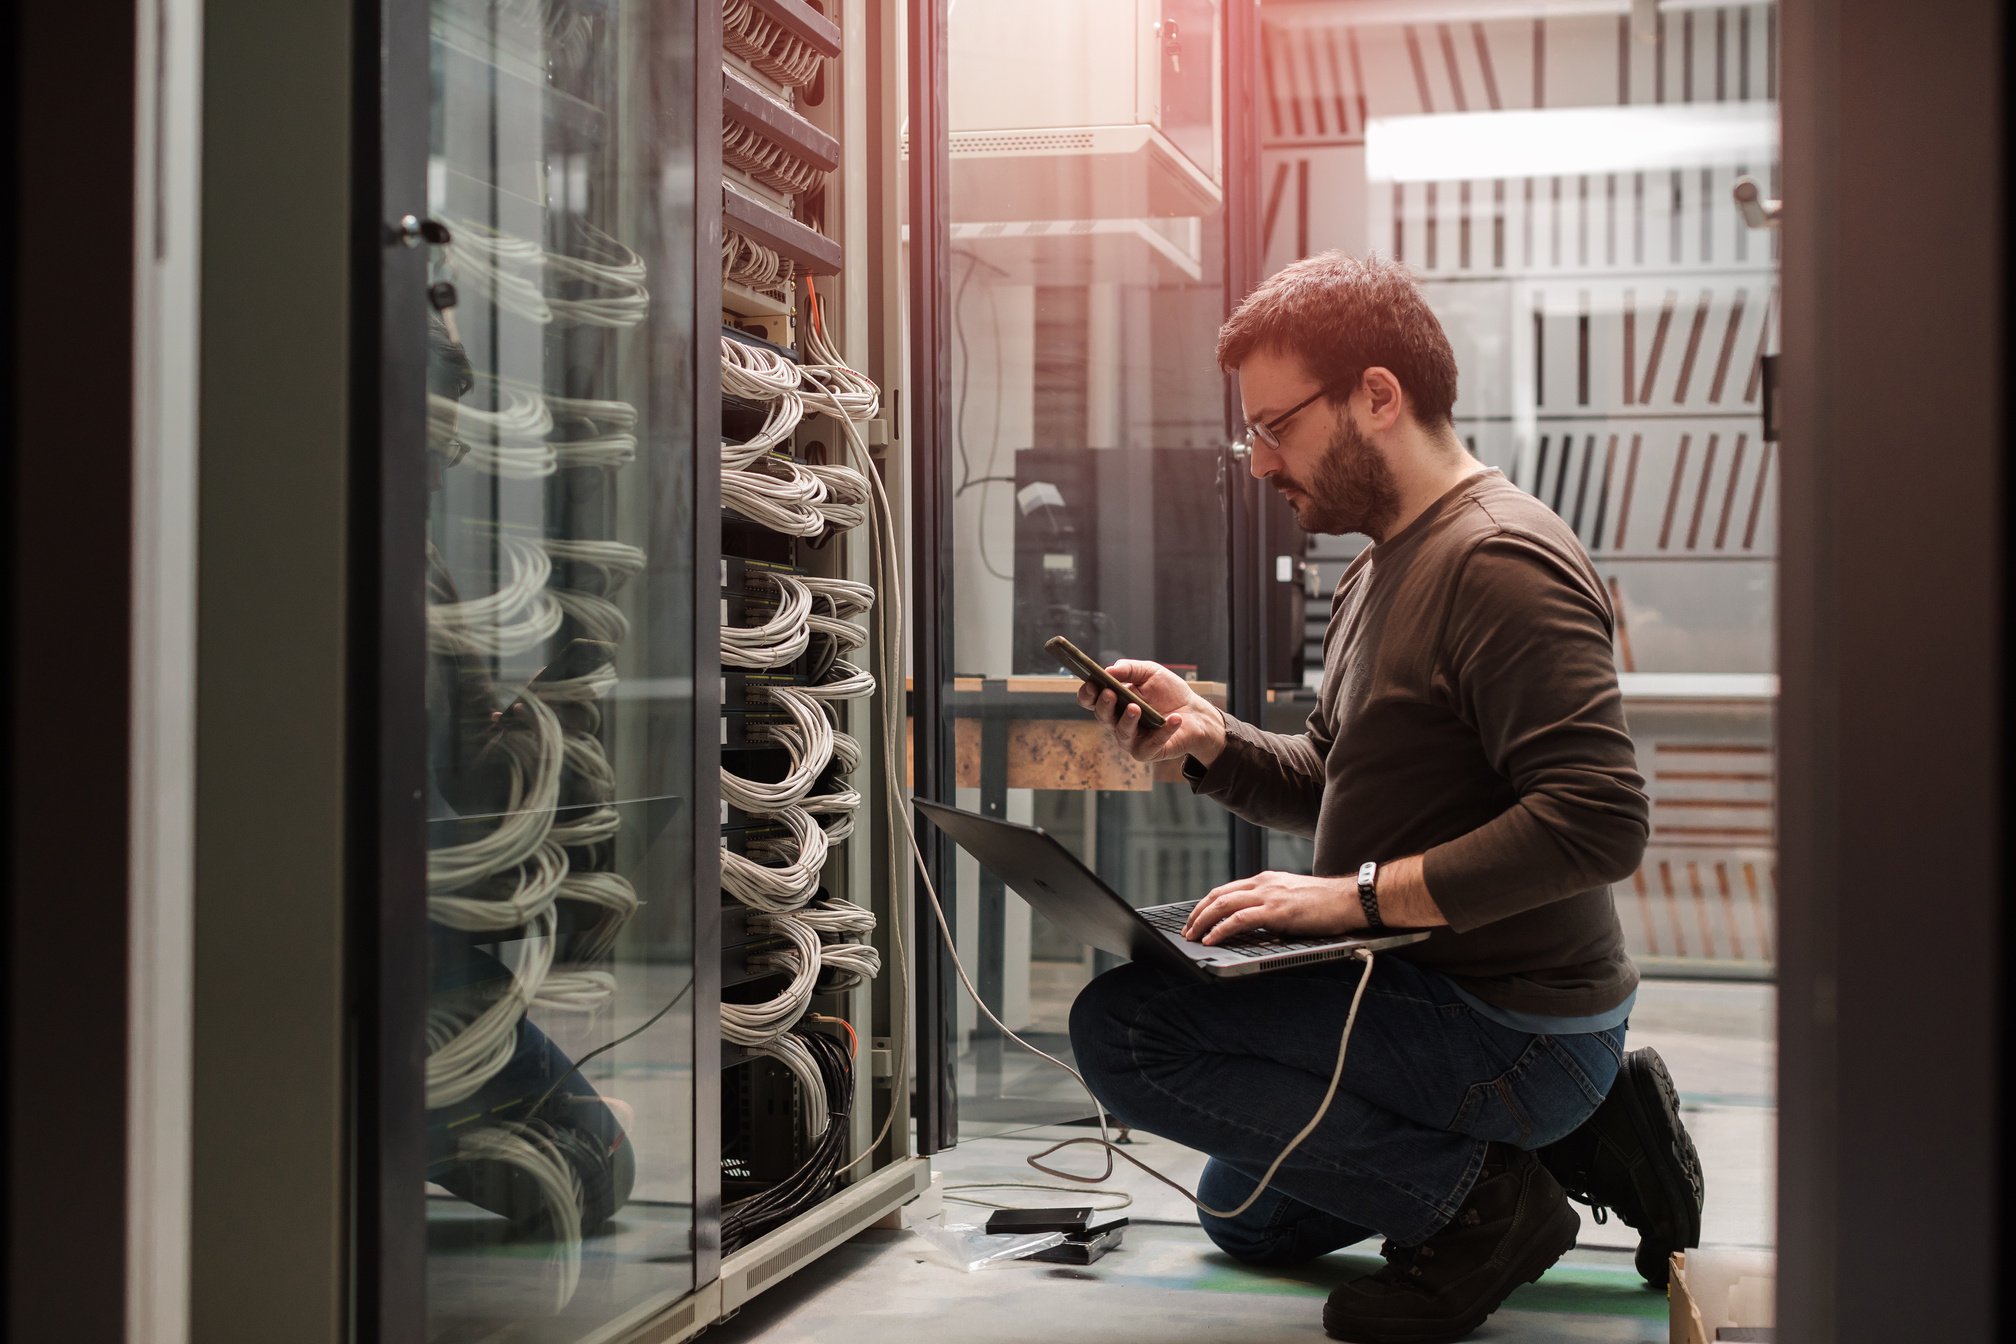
xmin=1614 ymin=1048 xmax=1705 ymax=1261
xmin=1321 ymin=1198 xmax=1581 ymax=1344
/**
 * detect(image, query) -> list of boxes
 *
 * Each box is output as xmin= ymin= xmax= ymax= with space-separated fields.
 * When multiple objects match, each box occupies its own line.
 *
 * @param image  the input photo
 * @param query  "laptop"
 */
xmin=914 ymin=799 xmax=1428 ymax=980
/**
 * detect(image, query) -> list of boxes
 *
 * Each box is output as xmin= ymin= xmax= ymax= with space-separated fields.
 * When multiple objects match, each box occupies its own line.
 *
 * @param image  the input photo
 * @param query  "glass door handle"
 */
xmin=1733 ymin=178 xmax=1781 ymax=230
xmin=392 ymin=214 xmax=452 ymax=247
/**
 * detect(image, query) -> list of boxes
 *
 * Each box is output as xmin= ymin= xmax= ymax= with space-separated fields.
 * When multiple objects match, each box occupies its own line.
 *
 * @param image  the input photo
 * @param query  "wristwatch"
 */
xmin=1356 ymin=860 xmax=1385 ymax=930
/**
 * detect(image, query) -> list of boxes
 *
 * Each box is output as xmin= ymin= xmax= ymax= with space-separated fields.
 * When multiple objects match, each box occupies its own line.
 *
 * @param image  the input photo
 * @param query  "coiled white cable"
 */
xmin=722 ymin=113 xmax=825 ymax=197
xmin=722 ymin=571 xmax=813 ymax=669
xmin=803 ymin=461 xmax=870 ymax=532
xmin=442 ymin=219 xmax=649 ymax=328
xmin=723 ymin=0 xmax=825 ymax=89
xmin=550 ymin=805 xmax=621 ymax=848
xmin=554 ymin=870 xmax=639 ymax=961
xmin=425 ymin=908 xmax=557 ymax=1108
xmin=443 ymin=219 xmax=554 ymax=324
xmin=721 ymin=456 xmax=829 ymax=536
xmin=801 ymin=784 xmax=861 ymax=819
xmin=723 ymin=228 xmax=799 ymax=305
xmin=719 ymin=686 xmax=833 ymax=811
xmin=454 ymin=1121 xmax=584 ymax=1309
xmin=427 ymin=533 xmax=565 ymax=658
xmin=428 ymin=391 xmax=559 ymax=479
xmin=545 ymin=537 xmax=647 ymax=594
xmin=550 ymin=588 xmax=631 ymax=646
xmin=801 ymin=658 xmax=875 ymax=701
xmin=543 ymin=226 xmax=651 ymax=328
xmin=724 ymin=393 xmax=805 ymax=470
xmin=796 ymin=894 xmax=874 ymax=936
xmin=720 ymin=805 xmax=828 ymax=912
xmin=554 ymin=870 xmax=639 ymax=920
xmin=531 ymin=662 xmax=619 ymax=706
xmin=533 ymin=970 xmax=618 ymax=1015
xmin=805 ymin=575 xmax=873 ymax=651
xmin=427 ymin=693 xmax=563 ymax=892
xmin=802 ymin=574 xmax=873 ymax=616
xmin=817 ymin=940 xmax=882 ymax=991
xmin=721 ymin=913 xmax=822 ymax=1044
xmin=561 ymin=732 xmax=616 ymax=802
xmin=799 ymin=896 xmax=881 ymax=989
xmin=722 ymin=332 xmax=802 ymax=399
xmin=429 ymin=840 xmax=569 ymax=933
xmin=829 ymin=729 xmax=861 ymax=776
xmin=548 ymin=392 xmax=640 ymax=470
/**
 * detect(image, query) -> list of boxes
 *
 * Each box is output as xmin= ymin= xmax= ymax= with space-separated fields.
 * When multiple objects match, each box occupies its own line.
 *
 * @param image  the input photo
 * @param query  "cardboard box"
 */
xmin=1669 ymin=1248 xmax=1776 ymax=1344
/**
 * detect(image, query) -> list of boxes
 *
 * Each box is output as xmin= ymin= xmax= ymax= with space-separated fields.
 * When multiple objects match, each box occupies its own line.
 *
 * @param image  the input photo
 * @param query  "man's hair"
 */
xmin=1215 ymin=252 xmax=1459 ymax=431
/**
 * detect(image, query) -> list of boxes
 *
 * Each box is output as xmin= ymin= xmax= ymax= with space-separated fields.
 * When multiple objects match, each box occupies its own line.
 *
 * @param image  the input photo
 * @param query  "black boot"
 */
xmin=1537 ymin=1046 xmax=1704 ymax=1288
xmin=1322 ymin=1143 xmax=1579 ymax=1344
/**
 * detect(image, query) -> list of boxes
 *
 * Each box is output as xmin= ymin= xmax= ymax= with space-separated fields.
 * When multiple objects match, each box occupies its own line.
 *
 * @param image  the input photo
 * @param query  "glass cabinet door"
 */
xmin=415 ymin=0 xmax=699 ymax=1332
xmin=940 ymin=0 xmax=1237 ymax=1131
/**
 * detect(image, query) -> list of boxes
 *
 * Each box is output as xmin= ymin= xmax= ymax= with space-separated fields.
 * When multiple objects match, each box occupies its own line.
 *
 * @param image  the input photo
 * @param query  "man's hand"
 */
xmin=1182 ymin=870 xmax=1363 ymax=945
xmin=1076 ymin=658 xmax=1229 ymax=766
xmin=1183 ymin=856 xmax=1449 ymax=944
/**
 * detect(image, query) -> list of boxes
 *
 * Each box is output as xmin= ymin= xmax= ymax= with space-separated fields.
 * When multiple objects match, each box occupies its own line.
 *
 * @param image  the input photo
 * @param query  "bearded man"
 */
xmin=1066 ymin=253 xmax=1705 ymax=1344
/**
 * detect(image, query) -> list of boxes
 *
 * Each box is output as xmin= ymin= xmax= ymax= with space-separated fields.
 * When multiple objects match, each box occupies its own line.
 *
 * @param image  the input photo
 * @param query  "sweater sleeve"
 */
xmin=1186 ymin=707 xmax=1332 ymax=839
xmin=1421 ymin=536 xmax=1651 ymax=931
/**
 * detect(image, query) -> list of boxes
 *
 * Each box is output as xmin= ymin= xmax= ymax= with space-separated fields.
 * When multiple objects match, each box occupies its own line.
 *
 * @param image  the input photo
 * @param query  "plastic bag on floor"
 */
xmin=912 ymin=1218 xmax=1066 ymax=1272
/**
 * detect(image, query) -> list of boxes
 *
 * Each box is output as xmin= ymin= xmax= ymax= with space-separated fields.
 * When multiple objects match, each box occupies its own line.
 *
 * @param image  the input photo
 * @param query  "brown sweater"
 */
xmin=1193 ymin=470 xmax=1648 ymax=1016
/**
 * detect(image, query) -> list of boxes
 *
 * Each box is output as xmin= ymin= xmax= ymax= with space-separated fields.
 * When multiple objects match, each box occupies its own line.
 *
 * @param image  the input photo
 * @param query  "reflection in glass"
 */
xmin=944 ymin=0 xmax=1234 ymax=1132
xmin=420 ymin=0 xmax=696 ymax=1332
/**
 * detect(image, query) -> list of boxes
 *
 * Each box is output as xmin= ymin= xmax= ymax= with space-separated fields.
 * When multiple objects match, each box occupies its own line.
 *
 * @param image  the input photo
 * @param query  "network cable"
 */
xmin=789 ymin=275 xmax=1382 ymax=1221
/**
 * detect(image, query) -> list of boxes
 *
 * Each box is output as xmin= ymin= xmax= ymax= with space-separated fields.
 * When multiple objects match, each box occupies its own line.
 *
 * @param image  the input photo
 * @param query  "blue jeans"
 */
xmin=1067 ymin=952 xmax=1625 ymax=1257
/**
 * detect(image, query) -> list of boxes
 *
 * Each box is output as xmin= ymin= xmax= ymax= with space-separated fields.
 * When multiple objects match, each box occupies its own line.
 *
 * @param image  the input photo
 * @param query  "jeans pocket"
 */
xmin=1450 ymin=1037 xmax=1544 ymax=1147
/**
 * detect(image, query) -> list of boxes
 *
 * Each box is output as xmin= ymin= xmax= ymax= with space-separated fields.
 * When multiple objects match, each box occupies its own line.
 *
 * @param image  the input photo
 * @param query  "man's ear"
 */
xmin=1361 ymin=366 xmax=1405 ymax=427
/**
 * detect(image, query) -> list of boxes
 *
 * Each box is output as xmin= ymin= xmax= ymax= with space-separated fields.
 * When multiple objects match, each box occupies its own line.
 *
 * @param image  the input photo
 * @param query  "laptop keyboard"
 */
xmin=1137 ymin=901 xmax=1336 ymax=959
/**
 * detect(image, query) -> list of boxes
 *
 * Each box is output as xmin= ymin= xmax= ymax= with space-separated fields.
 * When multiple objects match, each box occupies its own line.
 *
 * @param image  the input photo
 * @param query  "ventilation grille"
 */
xmin=949 ymin=130 xmax=1098 ymax=157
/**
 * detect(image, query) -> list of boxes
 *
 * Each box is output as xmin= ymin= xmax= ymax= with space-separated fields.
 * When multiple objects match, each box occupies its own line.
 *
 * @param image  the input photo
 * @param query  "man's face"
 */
xmin=1236 ymin=348 xmax=1401 ymax=538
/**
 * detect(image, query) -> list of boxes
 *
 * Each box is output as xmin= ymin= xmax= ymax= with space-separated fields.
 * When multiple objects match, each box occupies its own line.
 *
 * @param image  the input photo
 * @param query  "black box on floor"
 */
xmin=985 ymin=1206 xmax=1092 ymax=1236
xmin=1027 ymin=1218 xmax=1128 ymax=1265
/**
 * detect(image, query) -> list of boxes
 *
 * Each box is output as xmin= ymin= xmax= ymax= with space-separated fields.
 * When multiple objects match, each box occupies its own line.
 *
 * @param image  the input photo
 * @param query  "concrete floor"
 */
xmin=704 ymin=978 xmax=1774 ymax=1343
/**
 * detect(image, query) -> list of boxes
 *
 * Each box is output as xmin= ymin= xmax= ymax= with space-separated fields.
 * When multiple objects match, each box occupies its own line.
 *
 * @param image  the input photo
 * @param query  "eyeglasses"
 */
xmin=1242 ymin=388 xmax=1326 ymax=452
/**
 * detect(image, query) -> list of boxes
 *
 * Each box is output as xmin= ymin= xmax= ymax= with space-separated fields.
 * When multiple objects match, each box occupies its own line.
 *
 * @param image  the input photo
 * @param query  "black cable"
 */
xmin=528 ymin=975 xmax=696 ymax=1116
xmin=947 ymin=254 xmax=1015 ymax=581
xmin=721 ymin=1027 xmax=855 ymax=1252
xmin=724 ymin=1035 xmax=847 ymax=1230
xmin=953 ymin=251 xmax=979 ymax=493
xmin=973 ymin=480 xmax=1015 ymax=583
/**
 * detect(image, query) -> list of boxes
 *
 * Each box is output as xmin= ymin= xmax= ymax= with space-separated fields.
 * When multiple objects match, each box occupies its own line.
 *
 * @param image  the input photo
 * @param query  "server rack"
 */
xmin=363 ymin=2 xmax=930 ymax=1339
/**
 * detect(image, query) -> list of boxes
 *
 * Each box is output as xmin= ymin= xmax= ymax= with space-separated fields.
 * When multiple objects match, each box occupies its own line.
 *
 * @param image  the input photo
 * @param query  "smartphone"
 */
xmin=1045 ymin=635 xmax=1168 ymax=731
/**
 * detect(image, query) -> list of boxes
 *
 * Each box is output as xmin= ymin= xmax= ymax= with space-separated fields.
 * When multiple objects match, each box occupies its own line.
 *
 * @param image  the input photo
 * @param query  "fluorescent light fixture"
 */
xmin=1365 ymin=102 xmax=1778 ymax=183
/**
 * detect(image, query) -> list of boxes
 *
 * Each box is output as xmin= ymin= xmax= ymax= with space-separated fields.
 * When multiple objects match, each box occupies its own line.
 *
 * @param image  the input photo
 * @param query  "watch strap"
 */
xmin=1356 ymin=860 xmax=1384 ymax=929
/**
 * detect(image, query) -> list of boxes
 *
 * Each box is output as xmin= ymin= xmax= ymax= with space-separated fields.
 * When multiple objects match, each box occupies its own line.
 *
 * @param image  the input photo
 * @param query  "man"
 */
xmin=1066 ymin=253 xmax=1704 ymax=1344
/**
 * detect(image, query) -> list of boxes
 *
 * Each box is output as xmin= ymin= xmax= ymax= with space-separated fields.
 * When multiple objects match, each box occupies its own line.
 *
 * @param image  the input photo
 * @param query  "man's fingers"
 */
xmin=1106 ymin=659 xmax=1160 ymax=688
xmin=1131 ymin=714 xmax=1183 ymax=755
xmin=1186 ymin=885 xmax=1259 ymax=938
xmin=1200 ymin=903 xmax=1269 ymax=946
